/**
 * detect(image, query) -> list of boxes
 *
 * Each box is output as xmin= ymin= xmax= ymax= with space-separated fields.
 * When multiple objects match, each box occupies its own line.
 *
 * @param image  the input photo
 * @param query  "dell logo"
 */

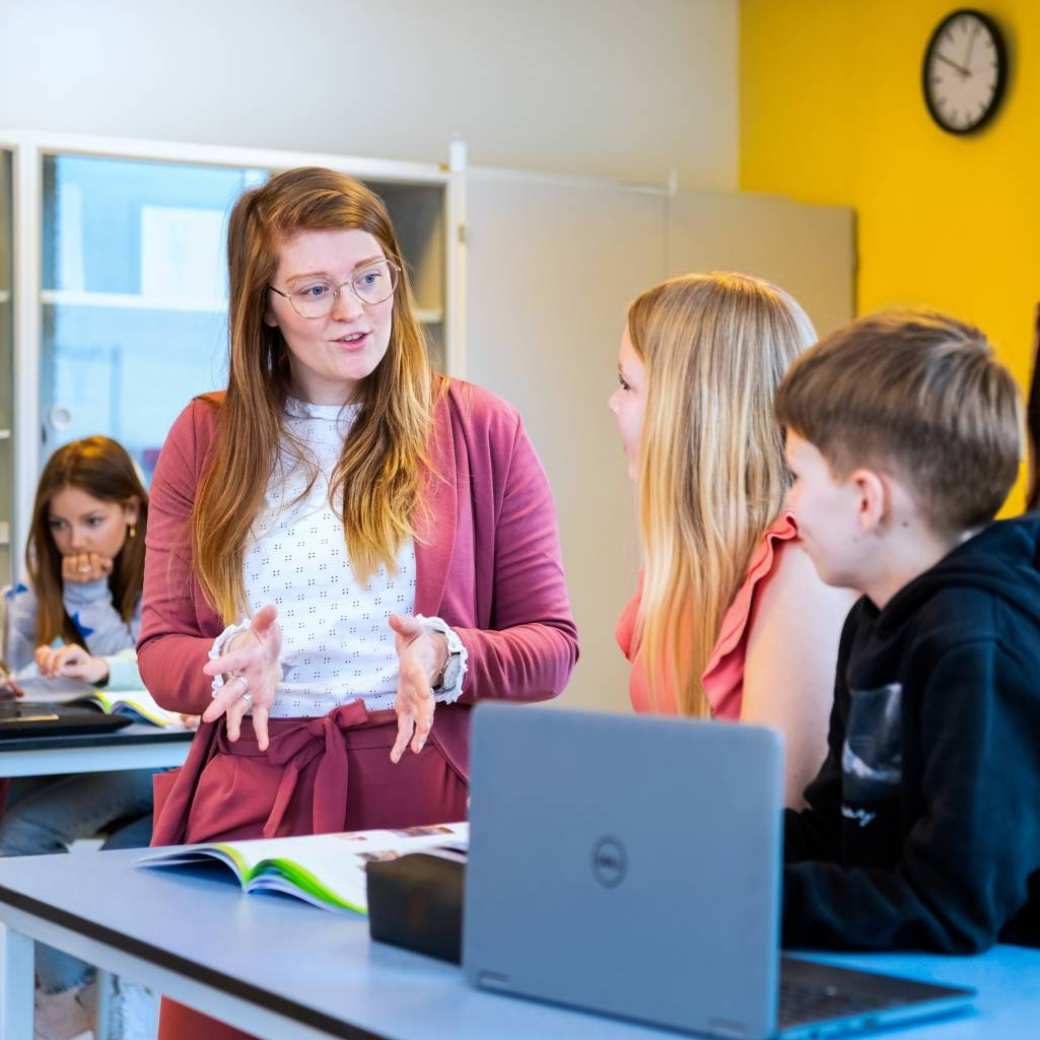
xmin=591 ymin=836 xmax=627 ymax=888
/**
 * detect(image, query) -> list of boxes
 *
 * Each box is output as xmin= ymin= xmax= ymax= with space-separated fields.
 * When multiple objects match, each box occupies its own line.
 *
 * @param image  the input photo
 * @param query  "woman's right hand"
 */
xmin=201 ymin=604 xmax=282 ymax=751
xmin=62 ymin=552 xmax=113 ymax=584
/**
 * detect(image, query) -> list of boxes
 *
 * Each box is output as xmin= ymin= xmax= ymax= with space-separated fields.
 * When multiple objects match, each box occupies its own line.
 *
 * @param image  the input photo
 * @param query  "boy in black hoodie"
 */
xmin=774 ymin=310 xmax=1040 ymax=953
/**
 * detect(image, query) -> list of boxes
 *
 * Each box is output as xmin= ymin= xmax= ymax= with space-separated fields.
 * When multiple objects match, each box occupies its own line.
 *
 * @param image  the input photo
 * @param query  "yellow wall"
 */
xmin=741 ymin=0 xmax=1040 ymax=509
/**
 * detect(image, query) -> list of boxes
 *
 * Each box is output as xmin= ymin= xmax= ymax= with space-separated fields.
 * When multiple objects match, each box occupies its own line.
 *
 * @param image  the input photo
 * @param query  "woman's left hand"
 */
xmin=34 ymin=643 xmax=109 ymax=684
xmin=388 ymin=614 xmax=449 ymax=764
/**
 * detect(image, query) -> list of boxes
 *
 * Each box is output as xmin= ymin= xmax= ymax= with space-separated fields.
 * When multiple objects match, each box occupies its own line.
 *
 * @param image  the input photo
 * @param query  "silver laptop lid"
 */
xmin=464 ymin=703 xmax=784 ymax=1039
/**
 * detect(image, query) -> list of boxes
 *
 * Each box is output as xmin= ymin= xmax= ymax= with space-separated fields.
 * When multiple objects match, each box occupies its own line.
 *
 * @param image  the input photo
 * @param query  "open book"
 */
xmin=137 ymin=822 xmax=469 ymax=913
xmin=12 ymin=678 xmax=185 ymax=728
xmin=76 ymin=688 xmax=185 ymax=728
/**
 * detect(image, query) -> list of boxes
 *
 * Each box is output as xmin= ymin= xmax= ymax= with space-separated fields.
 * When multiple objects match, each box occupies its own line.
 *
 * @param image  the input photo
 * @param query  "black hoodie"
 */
xmin=782 ymin=516 xmax=1040 ymax=953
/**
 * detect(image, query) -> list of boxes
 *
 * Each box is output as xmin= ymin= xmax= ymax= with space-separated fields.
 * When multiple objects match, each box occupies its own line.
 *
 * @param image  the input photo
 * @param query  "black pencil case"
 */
xmin=365 ymin=853 xmax=465 ymax=964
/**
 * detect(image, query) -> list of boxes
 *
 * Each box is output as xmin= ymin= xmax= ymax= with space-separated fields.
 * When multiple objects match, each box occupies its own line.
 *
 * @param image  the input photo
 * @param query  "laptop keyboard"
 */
xmin=778 ymin=979 xmax=898 ymax=1029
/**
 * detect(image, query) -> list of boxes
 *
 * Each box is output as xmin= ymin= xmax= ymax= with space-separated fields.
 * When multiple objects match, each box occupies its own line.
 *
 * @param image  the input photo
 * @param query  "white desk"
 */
xmin=0 ymin=724 xmax=192 ymax=778
xmin=0 ymin=848 xmax=1035 ymax=1039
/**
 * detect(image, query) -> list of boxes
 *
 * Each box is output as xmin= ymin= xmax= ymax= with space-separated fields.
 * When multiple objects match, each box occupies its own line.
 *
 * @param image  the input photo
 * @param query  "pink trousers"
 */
xmin=156 ymin=706 xmax=468 ymax=1040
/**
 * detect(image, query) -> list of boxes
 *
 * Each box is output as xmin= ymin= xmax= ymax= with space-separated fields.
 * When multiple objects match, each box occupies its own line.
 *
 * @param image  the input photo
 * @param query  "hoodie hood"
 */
xmin=874 ymin=515 xmax=1040 ymax=636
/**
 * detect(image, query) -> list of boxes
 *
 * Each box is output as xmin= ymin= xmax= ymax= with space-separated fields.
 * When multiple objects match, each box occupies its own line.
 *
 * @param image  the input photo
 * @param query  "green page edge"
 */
xmin=212 ymin=846 xmax=364 ymax=914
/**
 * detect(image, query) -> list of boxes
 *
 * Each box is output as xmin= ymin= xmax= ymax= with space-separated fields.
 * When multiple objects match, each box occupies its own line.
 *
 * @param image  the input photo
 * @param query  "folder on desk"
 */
xmin=0 ymin=700 xmax=132 ymax=738
xmin=11 ymin=679 xmax=185 ymax=728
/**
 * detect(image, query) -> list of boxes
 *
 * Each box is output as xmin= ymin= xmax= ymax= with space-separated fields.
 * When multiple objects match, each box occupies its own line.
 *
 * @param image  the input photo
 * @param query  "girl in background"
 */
xmin=611 ymin=273 xmax=855 ymax=806
xmin=0 ymin=436 xmax=154 ymax=1039
xmin=5 ymin=435 xmax=146 ymax=688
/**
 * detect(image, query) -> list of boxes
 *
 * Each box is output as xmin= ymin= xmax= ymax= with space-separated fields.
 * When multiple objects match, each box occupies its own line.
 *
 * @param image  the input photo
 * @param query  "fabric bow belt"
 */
xmin=216 ymin=700 xmax=395 ymax=839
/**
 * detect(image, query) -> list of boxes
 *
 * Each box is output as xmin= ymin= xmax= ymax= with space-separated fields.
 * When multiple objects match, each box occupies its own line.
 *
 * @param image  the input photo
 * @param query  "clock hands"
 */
xmin=936 ymin=21 xmax=981 ymax=80
xmin=964 ymin=23 xmax=980 ymax=70
xmin=934 ymin=51 xmax=970 ymax=78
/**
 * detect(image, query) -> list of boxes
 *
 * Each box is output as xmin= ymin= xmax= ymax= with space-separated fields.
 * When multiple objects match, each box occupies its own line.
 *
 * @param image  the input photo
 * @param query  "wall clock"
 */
xmin=922 ymin=9 xmax=1008 ymax=134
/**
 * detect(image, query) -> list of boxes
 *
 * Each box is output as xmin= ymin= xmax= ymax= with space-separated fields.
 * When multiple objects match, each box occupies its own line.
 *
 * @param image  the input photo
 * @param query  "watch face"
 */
xmin=923 ymin=9 xmax=1007 ymax=134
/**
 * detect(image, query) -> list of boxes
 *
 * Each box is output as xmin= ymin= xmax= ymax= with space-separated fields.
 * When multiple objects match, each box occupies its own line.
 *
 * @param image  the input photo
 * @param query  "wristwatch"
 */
xmin=418 ymin=616 xmax=465 ymax=694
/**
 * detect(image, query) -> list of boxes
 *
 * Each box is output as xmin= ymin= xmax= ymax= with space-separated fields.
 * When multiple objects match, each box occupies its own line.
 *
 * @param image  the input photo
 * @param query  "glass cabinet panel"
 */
xmin=40 ymin=155 xmax=449 ymax=484
xmin=367 ymin=179 xmax=447 ymax=373
xmin=41 ymin=156 xmax=267 ymax=480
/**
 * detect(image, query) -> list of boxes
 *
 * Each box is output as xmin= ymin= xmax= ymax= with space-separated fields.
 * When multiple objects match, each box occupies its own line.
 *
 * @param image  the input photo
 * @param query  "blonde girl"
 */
xmin=611 ymin=273 xmax=855 ymax=805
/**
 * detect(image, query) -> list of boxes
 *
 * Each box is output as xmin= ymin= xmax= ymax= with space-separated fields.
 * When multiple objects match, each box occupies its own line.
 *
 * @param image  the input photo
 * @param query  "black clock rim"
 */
xmin=921 ymin=7 xmax=1008 ymax=136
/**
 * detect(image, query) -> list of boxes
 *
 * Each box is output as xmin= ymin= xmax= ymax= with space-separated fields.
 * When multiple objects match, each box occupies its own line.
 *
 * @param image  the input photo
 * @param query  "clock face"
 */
xmin=923 ymin=9 xmax=1007 ymax=134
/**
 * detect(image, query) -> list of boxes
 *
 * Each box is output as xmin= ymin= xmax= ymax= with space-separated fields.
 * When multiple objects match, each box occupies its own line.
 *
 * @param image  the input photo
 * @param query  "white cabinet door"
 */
xmin=466 ymin=172 xmax=667 ymax=712
xmin=667 ymin=190 xmax=855 ymax=336
xmin=465 ymin=172 xmax=855 ymax=714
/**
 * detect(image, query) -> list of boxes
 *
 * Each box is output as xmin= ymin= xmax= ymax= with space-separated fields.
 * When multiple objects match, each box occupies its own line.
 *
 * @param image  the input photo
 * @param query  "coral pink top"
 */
xmin=615 ymin=513 xmax=798 ymax=718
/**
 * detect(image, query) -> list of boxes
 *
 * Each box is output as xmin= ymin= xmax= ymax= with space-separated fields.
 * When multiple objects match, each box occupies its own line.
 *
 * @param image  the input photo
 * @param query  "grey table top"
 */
xmin=0 ymin=847 xmax=1034 ymax=1039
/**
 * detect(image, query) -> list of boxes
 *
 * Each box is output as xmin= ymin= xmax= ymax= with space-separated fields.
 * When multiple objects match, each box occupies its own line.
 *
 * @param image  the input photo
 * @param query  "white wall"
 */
xmin=0 ymin=0 xmax=737 ymax=189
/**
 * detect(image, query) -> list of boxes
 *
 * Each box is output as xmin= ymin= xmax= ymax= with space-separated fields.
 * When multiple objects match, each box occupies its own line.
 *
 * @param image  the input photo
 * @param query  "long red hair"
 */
xmin=191 ymin=167 xmax=437 ymax=621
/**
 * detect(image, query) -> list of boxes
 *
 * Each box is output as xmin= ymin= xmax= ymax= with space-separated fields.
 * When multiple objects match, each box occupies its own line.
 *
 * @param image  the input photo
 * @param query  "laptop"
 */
xmin=463 ymin=704 xmax=975 ymax=1039
xmin=0 ymin=700 xmax=132 ymax=738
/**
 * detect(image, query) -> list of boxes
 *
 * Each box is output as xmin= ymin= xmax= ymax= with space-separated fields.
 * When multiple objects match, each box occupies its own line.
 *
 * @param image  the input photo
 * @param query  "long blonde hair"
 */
xmin=629 ymin=273 xmax=816 ymax=716
xmin=192 ymin=167 xmax=436 ymax=621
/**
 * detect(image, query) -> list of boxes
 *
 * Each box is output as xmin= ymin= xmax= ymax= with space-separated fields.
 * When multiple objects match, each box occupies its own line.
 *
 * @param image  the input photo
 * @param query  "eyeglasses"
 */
xmin=268 ymin=259 xmax=400 ymax=319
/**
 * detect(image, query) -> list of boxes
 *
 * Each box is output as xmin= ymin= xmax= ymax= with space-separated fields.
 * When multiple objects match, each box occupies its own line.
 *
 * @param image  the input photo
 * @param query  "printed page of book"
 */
xmin=139 ymin=822 xmax=469 ymax=914
xmin=95 ymin=688 xmax=186 ymax=728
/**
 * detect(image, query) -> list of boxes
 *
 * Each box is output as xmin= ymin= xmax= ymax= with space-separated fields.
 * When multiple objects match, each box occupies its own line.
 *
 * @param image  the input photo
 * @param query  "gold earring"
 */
xmin=128 ymin=523 xmax=137 ymax=540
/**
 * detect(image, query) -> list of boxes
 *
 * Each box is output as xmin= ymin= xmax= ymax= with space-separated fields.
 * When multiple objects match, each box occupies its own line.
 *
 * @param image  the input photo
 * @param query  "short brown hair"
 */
xmin=775 ymin=310 xmax=1023 ymax=533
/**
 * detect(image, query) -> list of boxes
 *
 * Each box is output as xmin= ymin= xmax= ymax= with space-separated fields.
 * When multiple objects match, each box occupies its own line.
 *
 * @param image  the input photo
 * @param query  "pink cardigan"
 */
xmin=615 ymin=513 xmax=797 ymax=718
xmin=139 ymin=379 xmax=579 ymax=783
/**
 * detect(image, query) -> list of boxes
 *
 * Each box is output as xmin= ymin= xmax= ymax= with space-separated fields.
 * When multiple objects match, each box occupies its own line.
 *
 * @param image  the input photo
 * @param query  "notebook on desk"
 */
xmin=463 ymin=705 xmax=975 ymax=1040
xmin=0 ymin=700 xmax=132 ymax=738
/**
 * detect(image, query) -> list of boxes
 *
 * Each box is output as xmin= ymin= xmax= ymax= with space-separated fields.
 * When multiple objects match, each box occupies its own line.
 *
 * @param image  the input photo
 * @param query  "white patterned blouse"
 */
xmin=218 ymin=398 xmax=465 ymax=717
